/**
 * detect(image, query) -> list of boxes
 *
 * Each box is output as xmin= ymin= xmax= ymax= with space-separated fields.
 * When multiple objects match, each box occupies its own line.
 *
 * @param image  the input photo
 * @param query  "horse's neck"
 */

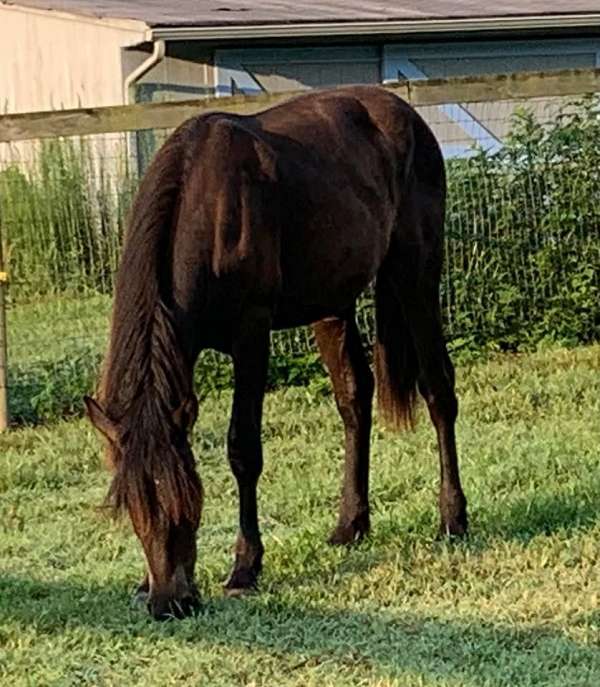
xmin=103 ymin=298 xmax=190 ymax=420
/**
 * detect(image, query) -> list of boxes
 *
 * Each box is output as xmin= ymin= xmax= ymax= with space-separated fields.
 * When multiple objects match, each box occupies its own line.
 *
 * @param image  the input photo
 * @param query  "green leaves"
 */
xmin=444 ymin=95 xmax=600 ymax=353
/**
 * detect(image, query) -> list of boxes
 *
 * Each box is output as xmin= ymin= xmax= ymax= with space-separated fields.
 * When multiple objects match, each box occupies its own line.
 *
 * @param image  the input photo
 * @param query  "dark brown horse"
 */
xmin=85 ymin=85 xmax=467 ymax=619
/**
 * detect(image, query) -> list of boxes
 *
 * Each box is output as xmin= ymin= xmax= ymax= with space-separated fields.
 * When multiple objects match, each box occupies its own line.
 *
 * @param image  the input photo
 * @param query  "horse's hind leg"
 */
xmin=410 ymin=294 xmax=467 ymax=537
xmin=378 ymin=245 xmax=467 ymax=538
xmin=313 ymin=310 xmax=374 ymax=545
xmin=224 ymin=306 xmax=271 ymax=595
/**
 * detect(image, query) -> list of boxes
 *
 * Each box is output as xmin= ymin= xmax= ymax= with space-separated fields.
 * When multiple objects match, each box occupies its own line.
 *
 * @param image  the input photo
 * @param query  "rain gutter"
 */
xmin=148 ymin=14 xmax=600 ymax=42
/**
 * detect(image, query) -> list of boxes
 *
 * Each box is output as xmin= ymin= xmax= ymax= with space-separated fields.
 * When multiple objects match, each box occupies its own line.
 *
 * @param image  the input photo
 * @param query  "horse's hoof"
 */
xmin=439 ymin=493 xmax=468 ymax=540
xmin=224 ymin=568 xmax=259 ymax=597
xmin=131 ymin=589 xmax=149 ymax=610
xmin=439 ymin=514 xmax=468 ymax=540
xmin=328 ymin=516 xmax=370 ymax=546
xmin=224 ymin=585 xmax=258 ymax=599
xmin=130 ymin=579 xmax=150 ymax=610
xmin=148 ymin=594 xmax=201 ymax=621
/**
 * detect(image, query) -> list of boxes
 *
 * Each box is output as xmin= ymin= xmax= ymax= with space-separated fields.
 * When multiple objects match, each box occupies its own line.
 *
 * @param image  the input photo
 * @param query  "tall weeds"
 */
xmin=0 ymin=136 xmax=137 ymax=299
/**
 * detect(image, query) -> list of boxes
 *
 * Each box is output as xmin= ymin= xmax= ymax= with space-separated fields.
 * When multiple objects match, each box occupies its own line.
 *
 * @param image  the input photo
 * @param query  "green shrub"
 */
xmin=443 ymin=96 xmax=600 ymax=352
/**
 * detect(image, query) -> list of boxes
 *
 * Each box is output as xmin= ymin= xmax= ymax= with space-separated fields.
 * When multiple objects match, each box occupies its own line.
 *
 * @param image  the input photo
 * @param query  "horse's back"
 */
xmin=172 ymin=86 xmax=441 ymax=332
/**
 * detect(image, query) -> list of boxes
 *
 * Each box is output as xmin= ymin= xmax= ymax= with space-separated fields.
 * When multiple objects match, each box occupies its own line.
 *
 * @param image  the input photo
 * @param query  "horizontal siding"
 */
xmin=411 ymin=53 xmax=597 ymax=79
xmin=247 ymin=61 xmax=379 ymax=92
xmin=384 ymin=39 xmax=600 ymax=156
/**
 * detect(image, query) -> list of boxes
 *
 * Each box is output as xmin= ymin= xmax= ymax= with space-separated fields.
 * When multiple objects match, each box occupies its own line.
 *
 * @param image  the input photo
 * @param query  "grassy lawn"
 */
xmin=6 ymin=295 xmax=111 ymax=423
xmin=1 ymin=345 xmax=600 ymax=686
xmin=5 ymin=295 xmax=319 ymax=423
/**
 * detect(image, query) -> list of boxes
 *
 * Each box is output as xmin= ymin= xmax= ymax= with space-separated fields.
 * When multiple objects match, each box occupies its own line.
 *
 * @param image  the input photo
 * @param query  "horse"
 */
xmin=84 ymin=85 xmax=467 ymax=620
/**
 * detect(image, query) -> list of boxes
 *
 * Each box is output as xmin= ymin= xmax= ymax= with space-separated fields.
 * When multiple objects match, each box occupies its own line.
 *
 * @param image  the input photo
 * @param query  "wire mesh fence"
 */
xmin=1 ymin=82 xmax=599 ymax=424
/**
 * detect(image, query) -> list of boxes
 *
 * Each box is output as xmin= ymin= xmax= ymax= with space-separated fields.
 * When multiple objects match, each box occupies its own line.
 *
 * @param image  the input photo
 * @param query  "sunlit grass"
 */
xmin=1 ymin=345 xmax=599 ymax=685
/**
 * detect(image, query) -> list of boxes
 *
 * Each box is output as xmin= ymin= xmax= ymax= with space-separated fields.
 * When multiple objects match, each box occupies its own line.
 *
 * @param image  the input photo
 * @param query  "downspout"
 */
xmin=124 ymin=39 xmax=166 ymax=104
xmin=123 ymin=39 xmax=166 ymax=175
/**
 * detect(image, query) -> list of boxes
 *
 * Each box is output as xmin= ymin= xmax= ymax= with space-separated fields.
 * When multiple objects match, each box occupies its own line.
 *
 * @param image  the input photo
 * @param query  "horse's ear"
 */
xmin=84 ymin=396 xmax=119 ymax=444
xmin=173 ymin=395 xmax=198 ymax=433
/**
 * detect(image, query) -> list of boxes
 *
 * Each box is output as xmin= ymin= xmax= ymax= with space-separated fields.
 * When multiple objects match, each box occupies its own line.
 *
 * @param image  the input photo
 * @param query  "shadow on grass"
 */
xmin=484 ymin=487 xmax=600 ymax=543
xmin=278 ymin=481 xmax=600 ymax=592
xmin=0 ymin=574 xmax=598 ymax=685
xmin=370 ymin=479 xmax=600 ymax=552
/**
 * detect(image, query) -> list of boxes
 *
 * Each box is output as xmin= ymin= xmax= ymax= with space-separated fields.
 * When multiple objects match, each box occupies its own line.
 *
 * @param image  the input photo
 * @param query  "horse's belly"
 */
xmin=273 ymin=233 xmax=383 ymax=328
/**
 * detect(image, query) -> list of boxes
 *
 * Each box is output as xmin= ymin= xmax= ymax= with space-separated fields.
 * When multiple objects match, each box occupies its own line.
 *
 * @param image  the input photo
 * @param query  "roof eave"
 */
xmin=2 ymin=2 xmax=148 ymax=36
xmin=148 ymin=14 xmax=600 ymax=42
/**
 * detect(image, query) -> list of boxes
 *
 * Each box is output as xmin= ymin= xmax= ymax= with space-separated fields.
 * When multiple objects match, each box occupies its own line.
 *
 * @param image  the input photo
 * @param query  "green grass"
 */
xmin=7 ymin=295 xmax=111 ymax=423
xmin=1 ymin=345 xmax=600 ymax=686
xmin=6 ymin=294 xmax=323 ymax=424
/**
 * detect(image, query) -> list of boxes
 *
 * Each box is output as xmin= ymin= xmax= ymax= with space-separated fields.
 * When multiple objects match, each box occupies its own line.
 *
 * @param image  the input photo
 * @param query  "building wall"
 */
xmin=2 ymin=12 xmax=599 ymax=161
xmin=0 ymin=5 xmax=146 ymax=114
xmin=214 ymin=39 xmax=600 ymax=156
xmin=124 ymin=46 xmax=215 ymax=103
xmin=383 ymin=39 xmax=600 ymax=155
xmin=214 ymin=46 xmax=381 ymax=96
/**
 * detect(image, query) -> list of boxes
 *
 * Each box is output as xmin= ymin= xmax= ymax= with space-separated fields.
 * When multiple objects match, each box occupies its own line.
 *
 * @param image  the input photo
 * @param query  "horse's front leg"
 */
xmin=131 ymin=571 xmax=150 ymax=608
xmin=224 ymin=306 xmax=271 ymax=596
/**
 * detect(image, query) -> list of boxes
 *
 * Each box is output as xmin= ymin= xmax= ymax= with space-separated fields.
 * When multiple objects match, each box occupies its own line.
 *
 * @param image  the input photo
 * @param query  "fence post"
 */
xmin=0 ymin=216 xmax=8 ymax=431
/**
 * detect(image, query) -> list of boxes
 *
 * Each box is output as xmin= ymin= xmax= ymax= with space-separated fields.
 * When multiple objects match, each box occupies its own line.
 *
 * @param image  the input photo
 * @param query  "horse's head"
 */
xmin=85 ymin=394 xmax=202 ymax=620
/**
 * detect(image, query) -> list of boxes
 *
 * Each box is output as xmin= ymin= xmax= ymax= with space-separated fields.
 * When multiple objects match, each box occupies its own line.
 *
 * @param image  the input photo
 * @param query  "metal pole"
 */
xmin=0 ymin=215 xmax=8 ymax=431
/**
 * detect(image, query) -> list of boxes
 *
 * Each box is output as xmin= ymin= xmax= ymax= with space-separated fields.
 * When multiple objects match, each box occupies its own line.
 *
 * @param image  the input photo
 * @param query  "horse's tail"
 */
xmin=373 ymin=107 xmax=446 ymax=431
xmin=373 ymin=271 xmax=420 ymax=430
xmin=99 ymin=118 xmax=204 ymax=533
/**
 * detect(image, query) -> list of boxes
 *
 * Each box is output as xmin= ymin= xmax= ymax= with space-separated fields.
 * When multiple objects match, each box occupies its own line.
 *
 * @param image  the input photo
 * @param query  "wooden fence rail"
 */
xmin=1 ymin=67 xmax=599 ymax=143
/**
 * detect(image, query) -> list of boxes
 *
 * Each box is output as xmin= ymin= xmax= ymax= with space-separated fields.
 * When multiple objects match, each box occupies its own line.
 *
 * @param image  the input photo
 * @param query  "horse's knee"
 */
xmin=227 ymin=428 xmax=262 ymax=482
xmin=338 ymin=402 xmax=370 ymax=431
xmin=430 ymin=392 xmax=458 ymax=425
xmin=338 ymin=379 xmax=374 ymax=430
xmin=361 ymin=366 xmax=375 ymax=402
xmin=420 ymin=380 xmax=458 ymax=425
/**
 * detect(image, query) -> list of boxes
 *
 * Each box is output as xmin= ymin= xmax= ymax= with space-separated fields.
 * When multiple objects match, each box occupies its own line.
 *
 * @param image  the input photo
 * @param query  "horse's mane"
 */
xmin=98 ymin=119 xmax=203 ymax=532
